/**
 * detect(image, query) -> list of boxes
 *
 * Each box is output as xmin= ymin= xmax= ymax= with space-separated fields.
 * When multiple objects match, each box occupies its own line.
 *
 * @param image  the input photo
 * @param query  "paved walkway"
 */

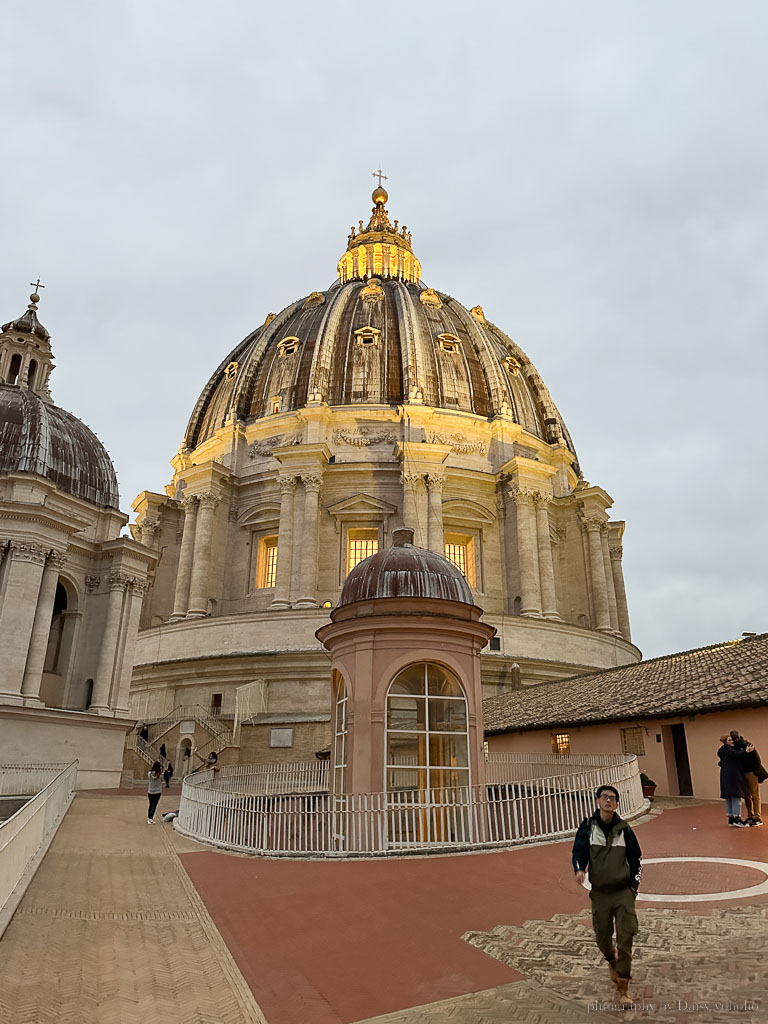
xmin=0 ymin=791 xmax=266 ymax=1024
xmin=0 ymin=794 xmax=766 ymax=1023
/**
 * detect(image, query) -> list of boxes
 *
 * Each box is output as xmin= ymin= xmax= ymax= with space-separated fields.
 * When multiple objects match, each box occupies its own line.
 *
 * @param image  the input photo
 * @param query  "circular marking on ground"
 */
xmin=581 ymin=856 xmax=768 ymax=902
xmin=643 ymin=858 xmax=768 ymax=902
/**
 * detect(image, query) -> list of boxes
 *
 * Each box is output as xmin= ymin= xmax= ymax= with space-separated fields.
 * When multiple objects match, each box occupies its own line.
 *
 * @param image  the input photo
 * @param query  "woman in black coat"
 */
xmin=718 ymin=735 xmax=754 ymax=827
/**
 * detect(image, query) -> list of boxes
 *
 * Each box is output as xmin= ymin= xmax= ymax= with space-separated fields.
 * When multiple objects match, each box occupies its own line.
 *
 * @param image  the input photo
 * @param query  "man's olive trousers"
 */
xmin=589 ymin=887 xmax=638 ymax=979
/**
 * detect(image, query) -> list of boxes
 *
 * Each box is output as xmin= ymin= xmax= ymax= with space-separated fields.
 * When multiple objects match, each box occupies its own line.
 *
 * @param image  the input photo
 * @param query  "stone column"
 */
xmin=610 ymin=544 xmax=632 ymax=642
xmin=581 ymin=516 xmax=612 ymax=633
xmin=21 ymin=550 xmax=67 ymax=706
xmin=600 ymin=525 xmax=620 ymax=635
xmin=139 ymin=518 xmax=159 ymax=549
xmin=499 ymin=491 xmax=519 ymax=613
xmin=534 ymin=494 xmax=561 ymax=621
xmin=186 ymin=492 xmax=220 ymax=618
xmin=0 ymin=542 xmax=48 ymax=704
xmin=510 ymin=489 xmax=542 ymax=617
xmin=426 ymin=475 xmax=445 ymax=554
xmin=402 ymin=472 xmax=427 ymax=547
xmin=114 ymin=580 xmax=149 ymax=715
xmin=294 ymin=475 xmax=322 ymax=608
xmin=170 ymin=496 xmax=198 ymax=621
xmin=90 ymin=573 xmax=128 ymax=714
xmin=270 ymin=475 xmax=297 ymax=610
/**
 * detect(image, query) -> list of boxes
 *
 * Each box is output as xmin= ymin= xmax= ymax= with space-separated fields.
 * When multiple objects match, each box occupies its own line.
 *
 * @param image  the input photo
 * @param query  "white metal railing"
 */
xmin=187 ymin=761 xmax=329 ymax=795
xmin=0 ymin=762 xmax=77 ymax=917
xmin=135 ymin=736 xmax=171 ymax=770
xmin=146 ymin=704 xmax=232 ymax=747
xmin=176 ymin=755 xmax=643 ymax=858
xmin=484 ymin=752 xmax=632 ymax=785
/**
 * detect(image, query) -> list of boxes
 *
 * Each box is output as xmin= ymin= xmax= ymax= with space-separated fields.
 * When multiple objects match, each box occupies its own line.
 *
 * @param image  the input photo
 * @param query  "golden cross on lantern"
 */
xmin=372 ymin=168 xmax=388 ymax=187
xmin=30 ymin=278 xmax=45 ymax=293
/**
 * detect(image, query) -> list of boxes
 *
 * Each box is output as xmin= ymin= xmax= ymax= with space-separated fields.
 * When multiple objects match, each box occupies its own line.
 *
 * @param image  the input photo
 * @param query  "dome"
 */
xmin=183 ymin=189 xmax=579 ymax=473
xmin=339 ymin=528 xmax=475 ymax=607
xmin=0 ymin=385 xmax=120 ymax=508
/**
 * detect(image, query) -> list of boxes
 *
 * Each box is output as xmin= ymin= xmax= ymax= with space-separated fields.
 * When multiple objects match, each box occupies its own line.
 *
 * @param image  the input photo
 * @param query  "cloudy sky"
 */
xmin=2 ymin=2 xmax=766 ymax=659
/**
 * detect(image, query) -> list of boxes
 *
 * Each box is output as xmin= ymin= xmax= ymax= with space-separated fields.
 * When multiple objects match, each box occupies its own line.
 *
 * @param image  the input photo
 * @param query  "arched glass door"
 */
xmin=385 ymin=663 xmax=471 ymax=844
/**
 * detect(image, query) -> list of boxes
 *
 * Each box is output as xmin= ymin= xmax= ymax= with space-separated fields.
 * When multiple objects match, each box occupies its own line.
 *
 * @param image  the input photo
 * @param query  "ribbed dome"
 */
xmin=339 ymin=529 xmax=475 ymax=607
xmin=0 ymin=385 xmax=119 ymax=508
xmin=185 ymin=278 xmax=578 ymax=463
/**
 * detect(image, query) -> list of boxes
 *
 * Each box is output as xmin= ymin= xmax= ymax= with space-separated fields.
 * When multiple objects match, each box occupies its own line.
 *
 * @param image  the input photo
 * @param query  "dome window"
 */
xmin=224 ymin=361 xmax=239 ymax=380
xmin=354 ymin=326 xmax=381 ymax=347
xmin=503 ymin=356 xmax=521 ymax=376
xmin=277 ymin=337 xmax=301 ymax=357
xmin=437 ymin=333 xmax=460 ymax=353
xmin=270 ymin=395 xmax=282 ymax=414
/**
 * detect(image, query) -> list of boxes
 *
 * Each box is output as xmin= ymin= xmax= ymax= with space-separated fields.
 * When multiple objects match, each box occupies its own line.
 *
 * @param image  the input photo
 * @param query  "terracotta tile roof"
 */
xmin=483 ymin=633 xmax=768 ymax=734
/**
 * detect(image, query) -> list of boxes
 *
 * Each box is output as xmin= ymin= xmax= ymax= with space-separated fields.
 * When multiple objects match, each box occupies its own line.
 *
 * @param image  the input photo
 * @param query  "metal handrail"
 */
xmin=145 ymin=704 xmax=231 ymax=746
xmin=0 ymin=762 xmax=78 ymax=926
xmin=175 ymin=755 xmax=643 ymax=858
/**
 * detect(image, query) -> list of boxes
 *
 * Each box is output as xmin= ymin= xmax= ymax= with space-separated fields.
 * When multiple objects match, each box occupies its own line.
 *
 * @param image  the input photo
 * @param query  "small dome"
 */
xmin=339 ymin=528 xmax=475 ymax=607
xmin=0 ymin=385 xmax=119 ymax=508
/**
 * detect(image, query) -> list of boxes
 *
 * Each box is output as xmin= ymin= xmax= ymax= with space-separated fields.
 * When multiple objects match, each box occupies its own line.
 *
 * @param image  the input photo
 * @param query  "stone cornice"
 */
xmin=0 ymin=500 xmax=90 ymax=536
xmin=0 ymin=705 xmax=136 ymax=731
xmin=498 ymin=455 xmax=557 ymax=486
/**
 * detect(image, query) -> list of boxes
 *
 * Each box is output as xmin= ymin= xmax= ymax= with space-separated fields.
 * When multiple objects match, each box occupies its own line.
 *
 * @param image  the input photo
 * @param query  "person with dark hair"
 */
xmin=730 ymin=730 xmax=764 ymax=826
xmin=718 ymin=734 xmax=754 ymax=826
xmin=191 ymin=750 xmax=220 ymax=775
xmin=572 ymin=785 xmax=642 ymax=1009
xmin=163 ymin=761 xmax=174 ymax=789
xmin=159 ymin=742 xmax=167 ymax=760
xmin=147 ymin=761 xmax=163 ymax=824
xmin=139 ymin=724 xmax=149 ymax=742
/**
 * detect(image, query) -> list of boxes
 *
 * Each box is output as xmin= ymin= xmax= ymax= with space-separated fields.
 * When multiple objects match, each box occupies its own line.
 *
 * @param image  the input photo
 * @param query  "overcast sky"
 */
xmin=2 ymin=2 xmax=766 ymax=659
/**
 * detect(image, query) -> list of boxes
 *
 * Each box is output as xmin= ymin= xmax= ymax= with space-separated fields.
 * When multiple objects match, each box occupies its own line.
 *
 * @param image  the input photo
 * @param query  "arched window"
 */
xmin=332 ymin=672 xmax=348 ymax=795
xmin=28 ymin=359 xmax=38 ymax=389
xmin=385 ymin=663 xmax=469 ymax=795
xmin=8 ymin=353 xmax=22 ymax=385
xmin=44 ymin=582 xmax=69 ymax=674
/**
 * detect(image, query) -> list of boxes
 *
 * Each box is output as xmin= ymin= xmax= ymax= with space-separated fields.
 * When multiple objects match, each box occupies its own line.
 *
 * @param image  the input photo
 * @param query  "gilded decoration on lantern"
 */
xmin=337 ymin=177 xmax=422 ymax=285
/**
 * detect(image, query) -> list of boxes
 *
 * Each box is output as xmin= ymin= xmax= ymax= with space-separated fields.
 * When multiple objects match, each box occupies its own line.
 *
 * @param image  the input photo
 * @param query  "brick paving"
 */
xmin=0 ymin=791 xmax=267 ymax=1024
xmin=0 ymin=794 xmax=766 ymax=1023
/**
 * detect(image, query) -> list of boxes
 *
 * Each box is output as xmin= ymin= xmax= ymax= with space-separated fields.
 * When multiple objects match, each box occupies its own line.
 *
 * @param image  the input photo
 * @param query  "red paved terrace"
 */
xmin=180 ymin=800 xmax=768 ymax=1024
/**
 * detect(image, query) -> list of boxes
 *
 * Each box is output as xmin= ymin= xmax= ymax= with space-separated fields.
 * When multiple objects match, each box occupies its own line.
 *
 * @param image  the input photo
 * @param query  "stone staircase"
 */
xmin=126 ymin=704 xmax=237 ymax=787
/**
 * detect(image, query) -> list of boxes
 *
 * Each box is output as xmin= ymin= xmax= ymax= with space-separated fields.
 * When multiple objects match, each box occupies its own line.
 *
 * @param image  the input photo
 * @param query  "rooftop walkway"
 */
xmin=0 ymin=792 xmax=766 ymax=1023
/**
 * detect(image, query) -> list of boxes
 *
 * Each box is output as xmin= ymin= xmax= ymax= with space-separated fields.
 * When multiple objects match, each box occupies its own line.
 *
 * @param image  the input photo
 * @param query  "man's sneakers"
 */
xmin=746 ymin=817 xmax=764 ymax=827
xmin=147 ymin=818 xmax=154 ymax=824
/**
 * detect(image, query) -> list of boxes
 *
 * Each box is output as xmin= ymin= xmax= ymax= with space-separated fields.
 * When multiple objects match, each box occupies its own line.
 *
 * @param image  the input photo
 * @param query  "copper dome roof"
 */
xmin=0 ymin=385 xmax=119 ymax=509
xmin=339 ymin=529 xmax=475 ymax=607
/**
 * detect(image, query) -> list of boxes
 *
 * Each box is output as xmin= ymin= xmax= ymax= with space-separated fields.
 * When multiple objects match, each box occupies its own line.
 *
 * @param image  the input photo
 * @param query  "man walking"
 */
xmin=572 ymin=785 xmax=642 ymax=1008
